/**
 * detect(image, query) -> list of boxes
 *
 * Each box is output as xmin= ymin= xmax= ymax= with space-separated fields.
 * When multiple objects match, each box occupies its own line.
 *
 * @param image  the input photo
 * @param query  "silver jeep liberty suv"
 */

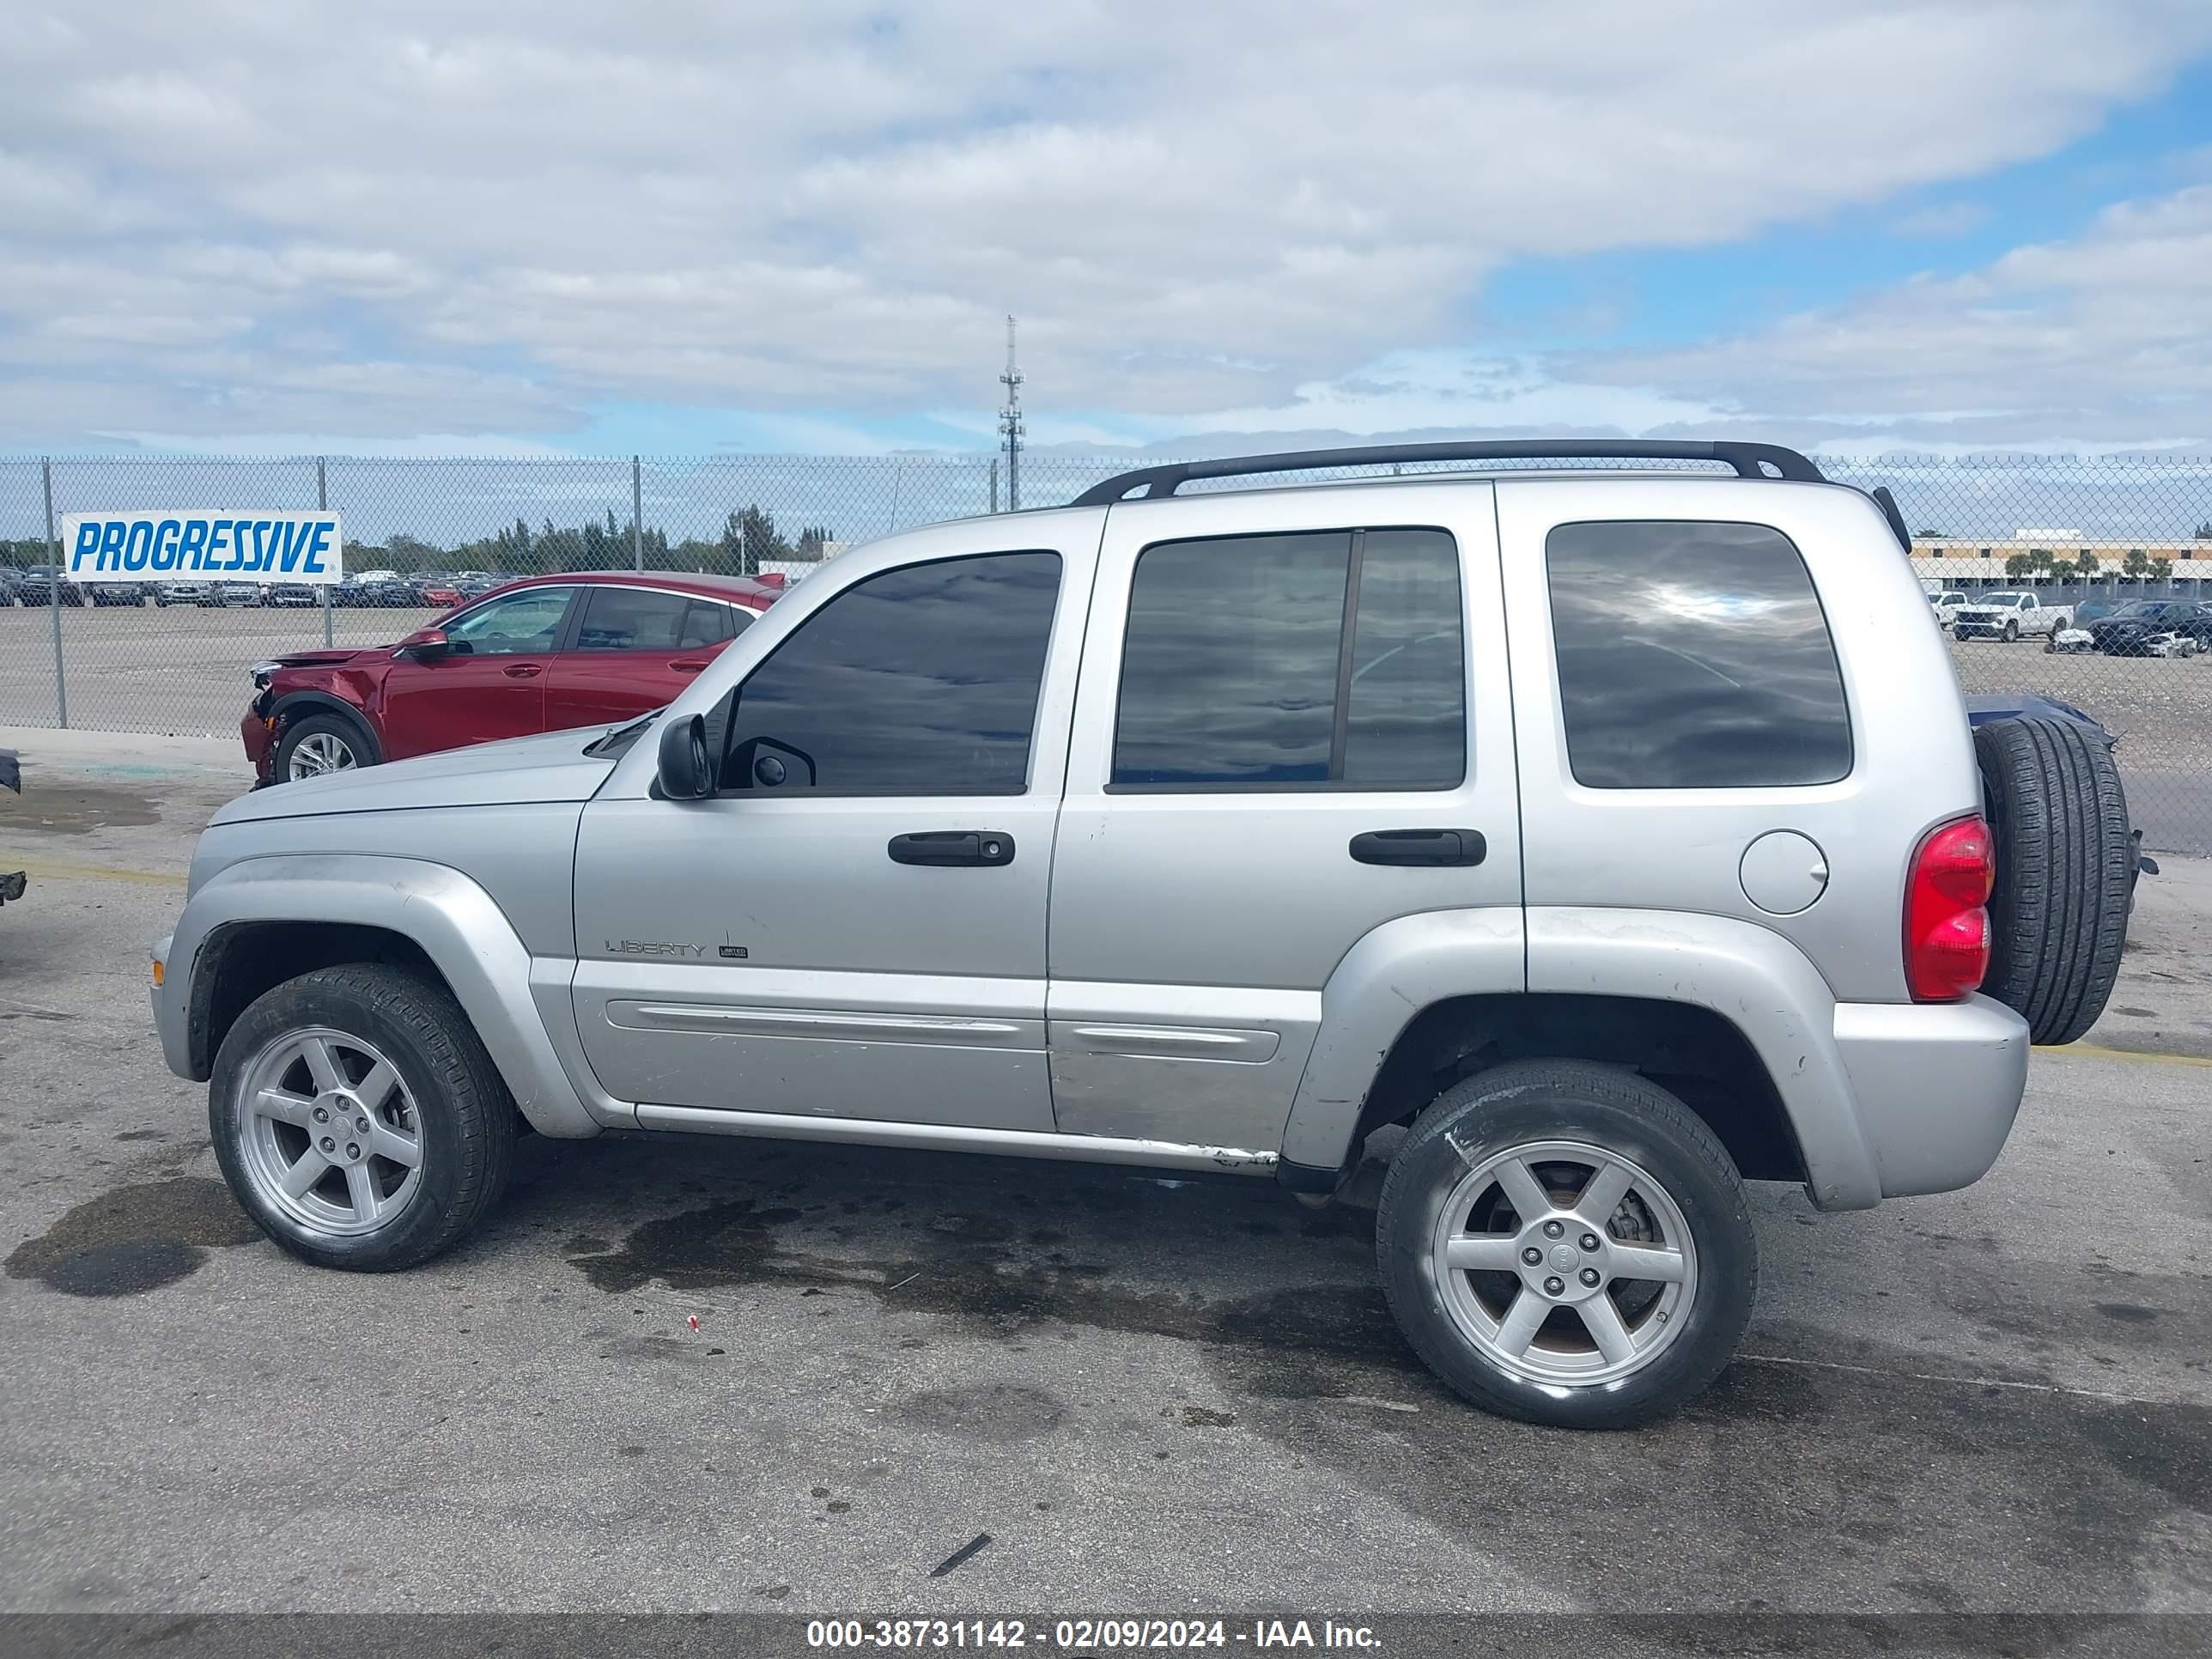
xmin=154 ymin=441 xmax=2131 ymax=1428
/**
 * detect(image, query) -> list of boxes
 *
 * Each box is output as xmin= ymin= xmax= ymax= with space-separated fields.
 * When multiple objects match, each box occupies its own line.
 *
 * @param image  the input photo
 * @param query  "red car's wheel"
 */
xmin=276 ymin=714 xmax=377 ymax=781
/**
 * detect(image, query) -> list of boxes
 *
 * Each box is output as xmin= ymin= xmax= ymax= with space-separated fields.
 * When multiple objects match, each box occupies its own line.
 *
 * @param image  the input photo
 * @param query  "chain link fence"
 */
xmin=3 ymin=452 xmax=2209 ymax=852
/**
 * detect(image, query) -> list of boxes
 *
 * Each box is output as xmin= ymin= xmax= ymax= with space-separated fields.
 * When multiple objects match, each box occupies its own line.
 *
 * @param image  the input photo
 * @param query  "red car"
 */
xmin=243 ymin=570 xmax=780 ymax=783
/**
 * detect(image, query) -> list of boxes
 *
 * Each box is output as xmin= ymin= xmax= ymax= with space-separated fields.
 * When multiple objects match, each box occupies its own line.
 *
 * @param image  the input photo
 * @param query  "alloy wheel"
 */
xmin=1428 ymin=1139 xmax=1698 ymax=1387
xmin=288 ymin=730 xmax=357 ymax=780
xmin=235 ymin=1027 xmax=423 ymax=1236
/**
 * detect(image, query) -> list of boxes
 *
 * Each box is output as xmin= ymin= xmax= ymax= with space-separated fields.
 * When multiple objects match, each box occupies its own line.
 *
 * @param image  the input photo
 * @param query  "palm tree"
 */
xmin=2150 ymin=557 xmax=2173 ymax=587
xmin=2074 ymin=550 xmax=2099 ymax=579
xmin=2005 ymin=553 xmax=2034 ymax=581
xmin=2124 ymin=549 xmax=2150 ymax=584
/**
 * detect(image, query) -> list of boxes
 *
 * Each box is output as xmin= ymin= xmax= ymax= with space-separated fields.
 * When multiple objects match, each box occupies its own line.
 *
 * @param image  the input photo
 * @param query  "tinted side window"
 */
xmin=1547 ymin=520 xmax=1850 ymax=789
xmin=1112 ymin=528 xmax=1464 ymax=789
xmin=574 ymin=586 xmax=690 ymax=651
xmin=721 ymin=552 xmax=1060 ymax=796
xmin=682 ymin=599 xmax=740 ymax=647
xmin=445 ymin=587 xmax=574 ymax=655
xmin=1342 ymin=530 xmax=1466 ymax=787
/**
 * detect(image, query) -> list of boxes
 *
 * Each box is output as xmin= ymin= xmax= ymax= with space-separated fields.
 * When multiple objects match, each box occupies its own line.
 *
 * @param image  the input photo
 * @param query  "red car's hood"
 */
xmin=269 ymin=647 xmax=381 ymax=673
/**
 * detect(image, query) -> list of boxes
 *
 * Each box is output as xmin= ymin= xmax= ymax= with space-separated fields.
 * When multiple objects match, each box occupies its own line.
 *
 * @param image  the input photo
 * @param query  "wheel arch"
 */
xmin=1304 ymin=990 xmax=1808 ymax=1189
xmin=164 ymin=855 xmax=603 ymax=1138
xmin=1281 ymin=906 xmax=1884 ymax=1209
xmin=269 ymin=691 xmax=382 ymax=763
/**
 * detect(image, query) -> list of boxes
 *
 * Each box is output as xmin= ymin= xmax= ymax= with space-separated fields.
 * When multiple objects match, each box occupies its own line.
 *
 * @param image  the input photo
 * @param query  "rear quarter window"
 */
xmin=1546 ymin=520 xmax=1850 ymax=789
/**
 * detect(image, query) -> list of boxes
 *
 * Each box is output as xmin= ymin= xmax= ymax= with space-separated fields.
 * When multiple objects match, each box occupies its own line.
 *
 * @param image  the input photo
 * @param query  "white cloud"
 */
xmin=1144 ymin=351 xmax=1724 ymax=441
xmin=3 ymin=1 xmax=2210 ymax=443
xmin=1573 ymin=182 xmax=2212 ymax=444
xmin=85 ymin=431 xmax=580 ymax=459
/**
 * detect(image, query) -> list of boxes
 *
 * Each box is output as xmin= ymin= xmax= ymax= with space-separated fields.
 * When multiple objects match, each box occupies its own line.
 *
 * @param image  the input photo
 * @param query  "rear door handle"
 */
xmin=671 ymin=659 xmax=709 ymax=674
xmin=501 ymin=662 xmax=544 ymax=679
xmin=1349 ymin=828 xmax=1486 ymax=866
xmin=888 ymin=830 xmax=1016 ymax=867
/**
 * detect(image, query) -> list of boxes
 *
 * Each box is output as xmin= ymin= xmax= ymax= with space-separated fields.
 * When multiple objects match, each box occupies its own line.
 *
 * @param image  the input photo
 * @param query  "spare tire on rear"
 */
xmin=1972 ymin=715 xmax=2132 ymax=1045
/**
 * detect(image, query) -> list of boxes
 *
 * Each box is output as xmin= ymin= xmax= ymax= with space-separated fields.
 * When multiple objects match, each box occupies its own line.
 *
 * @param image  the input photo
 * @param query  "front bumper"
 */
xmin=241 ymin=705 xmax=277 ymax=784
xmin=151 ymin=934 xmax=183 ymax=1075
xmin=1833 ymin=994 xmax=2030 ymax=1199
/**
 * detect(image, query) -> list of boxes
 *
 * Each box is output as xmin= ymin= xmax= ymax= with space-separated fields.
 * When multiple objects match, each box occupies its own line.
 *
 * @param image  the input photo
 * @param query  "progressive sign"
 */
xmin=60 ymin=510 xmax=344 ymax=584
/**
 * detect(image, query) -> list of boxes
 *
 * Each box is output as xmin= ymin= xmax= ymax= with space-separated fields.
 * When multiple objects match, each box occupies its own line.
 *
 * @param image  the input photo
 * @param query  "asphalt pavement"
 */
xmin=0 ymin=732 xmax=2207 ymax=1628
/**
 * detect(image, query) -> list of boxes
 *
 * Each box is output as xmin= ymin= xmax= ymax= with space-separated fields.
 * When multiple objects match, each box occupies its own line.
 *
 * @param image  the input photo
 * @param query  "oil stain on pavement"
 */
xmin=544 ymin=1134 xmax=2212 ymax=1610
xmin=562 ymin=1182 xmax=1411 ymax=1372
xmin=5 ymin=1176 xmax=259 ymax=1296
xmin=0 ymin=780 xmax=161 ymax=837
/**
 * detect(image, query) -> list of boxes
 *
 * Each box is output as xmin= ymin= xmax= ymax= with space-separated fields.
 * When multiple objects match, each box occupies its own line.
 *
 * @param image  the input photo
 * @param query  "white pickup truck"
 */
xmin=1926 ymin=589 xmax=1969 ymax=629
xmin=1949 ymin=591 xmax=2073 ymax=642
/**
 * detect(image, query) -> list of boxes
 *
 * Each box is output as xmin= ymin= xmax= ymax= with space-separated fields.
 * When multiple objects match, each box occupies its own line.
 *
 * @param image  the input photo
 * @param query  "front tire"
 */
xmin=276 ymin=712 xmax=375 ymax=781
xmin=2002 ymin=619 xmax=2020 ymax=642
xmin=210 ymin=963 xmax=515 ymax=1271
xmin=1376 ymin=1060 xmax=1756 ymax=1429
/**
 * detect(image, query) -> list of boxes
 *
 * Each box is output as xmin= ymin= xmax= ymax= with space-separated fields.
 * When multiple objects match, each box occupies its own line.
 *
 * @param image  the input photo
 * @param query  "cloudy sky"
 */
xmin=6 ymin=1 xmax=2212 ymax=456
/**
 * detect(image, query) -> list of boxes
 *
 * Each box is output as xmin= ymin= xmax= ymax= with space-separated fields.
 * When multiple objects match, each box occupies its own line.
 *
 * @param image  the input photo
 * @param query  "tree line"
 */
xmin=1999 ymin=547 xmax=2176 ymax=582
xmin=363 ymin=506 xmax=834 ymax=578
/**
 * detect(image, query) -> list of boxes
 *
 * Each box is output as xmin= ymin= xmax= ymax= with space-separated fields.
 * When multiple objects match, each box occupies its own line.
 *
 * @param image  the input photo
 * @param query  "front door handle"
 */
xmin=888 ymin=830 xmax=1016 ymax=867
xmin=1349 ymin=828 xmax=1486 ymax=866
xmin=501 ymin=662 xmax=544 ymax=679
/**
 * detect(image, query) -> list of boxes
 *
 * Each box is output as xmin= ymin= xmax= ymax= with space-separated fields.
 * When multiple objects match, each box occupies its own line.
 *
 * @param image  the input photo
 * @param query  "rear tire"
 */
xmin=1376 ymin=1060 xmax=1756 ymax=1429
xmin=210 ymin=963 xmax=515 ymax=1271
xmin=1974 ymin=716 xmax=2131 ymax=1044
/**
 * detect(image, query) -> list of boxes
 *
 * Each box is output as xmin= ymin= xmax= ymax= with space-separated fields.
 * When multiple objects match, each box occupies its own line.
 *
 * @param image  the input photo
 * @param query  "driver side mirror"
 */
xmin=656 ymin=713 xmax=715 ymax=800
xmin=396 ymin=626 xmax=451 ymax=661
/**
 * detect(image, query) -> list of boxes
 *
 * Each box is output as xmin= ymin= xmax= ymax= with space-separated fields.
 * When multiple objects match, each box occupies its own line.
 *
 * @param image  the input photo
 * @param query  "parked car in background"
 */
xmin=453 ymin=573 xmax=502 ymax=600
xmin=0 ymin=567 xmax=25 ymax=605
xmin=89 ymin=581 xmax=147 ymax=607
xmin=347 ymin=570 xmax=416 ymax=607
xmin=2085 ymin=599 xmax=2212 ymax=657
xmin=266 ymin=581 xmax=321 ymax=607
xmin=1949 ymin=590 xmax=2072 ymax=641
xmin=415 ymin=579 xmax=462 ymax=608
xmin=1926 ymin=589 xmax=1968 ymax=629
xmin=154 ymin=579 xmax=212 ymax=607
xmin=241 ymin=570 xmax=782 ymax=782
xmin=205 ymin=580 xmax=266 ymax=607
xmin=16 ymin=567 xmax=84 ymax=606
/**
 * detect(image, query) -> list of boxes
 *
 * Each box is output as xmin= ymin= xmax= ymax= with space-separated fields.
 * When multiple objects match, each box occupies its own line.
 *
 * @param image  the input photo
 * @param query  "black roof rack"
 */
xmin=1068 ymin=440 xmax=1826 ymax=506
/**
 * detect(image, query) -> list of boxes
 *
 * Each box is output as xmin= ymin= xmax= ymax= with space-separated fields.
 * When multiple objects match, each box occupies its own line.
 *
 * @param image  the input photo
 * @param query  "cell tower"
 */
xmin=998 ymin=314 xmax=1024 ymax=512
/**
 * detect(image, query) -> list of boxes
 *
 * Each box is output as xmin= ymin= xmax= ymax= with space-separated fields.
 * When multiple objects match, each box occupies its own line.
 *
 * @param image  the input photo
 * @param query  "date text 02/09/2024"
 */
xmin=804 ymin=1618 xmax=1382 ymax=1650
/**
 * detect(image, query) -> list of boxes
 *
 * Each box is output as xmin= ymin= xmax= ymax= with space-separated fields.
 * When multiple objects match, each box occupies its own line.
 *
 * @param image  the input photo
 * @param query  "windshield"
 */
xmin=2112 ymin=601 xmax=2162 ymax=618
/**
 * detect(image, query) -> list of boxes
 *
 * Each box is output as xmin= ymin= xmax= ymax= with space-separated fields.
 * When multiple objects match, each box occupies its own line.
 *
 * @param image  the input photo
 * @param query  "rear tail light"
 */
xmin=1905 ymin=816 xmax=1995 ymax=1001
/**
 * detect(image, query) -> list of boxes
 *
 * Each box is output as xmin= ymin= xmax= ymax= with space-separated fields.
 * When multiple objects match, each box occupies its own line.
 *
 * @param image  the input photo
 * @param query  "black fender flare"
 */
xmin=268 ymin=691 xmax=382 ymax=764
